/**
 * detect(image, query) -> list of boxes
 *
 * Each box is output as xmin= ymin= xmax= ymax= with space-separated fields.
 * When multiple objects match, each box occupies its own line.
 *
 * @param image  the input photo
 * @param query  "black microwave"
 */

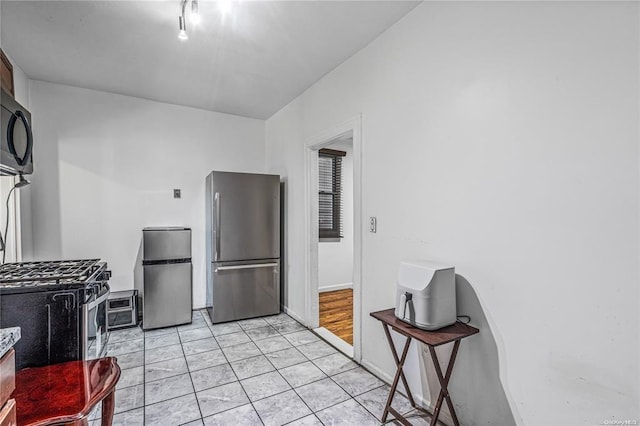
xmin=0 ymin=88 xmax=33 ymax=176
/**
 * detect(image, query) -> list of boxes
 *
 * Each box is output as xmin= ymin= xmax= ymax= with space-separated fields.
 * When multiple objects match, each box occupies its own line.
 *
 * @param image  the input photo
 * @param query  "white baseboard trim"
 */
xmin=283 ymin=306 xmax=306 ymax=325
xmin=313 ymin=327 xmax=353 ymax=357
xmin=319 ymin=282 xmax=353 ymax=293
xmin=360 ymin=359 xmax=454 ymax=426
xmin=194 ymin=305 xmax=301 ymax=322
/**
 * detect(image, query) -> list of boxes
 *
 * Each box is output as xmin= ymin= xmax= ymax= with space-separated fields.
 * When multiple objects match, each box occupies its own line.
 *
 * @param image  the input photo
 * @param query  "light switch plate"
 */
xmin=370 ymin=217 xmax=377 ymax=233
xmin=173 ymin=189 xmax=181 ymax=199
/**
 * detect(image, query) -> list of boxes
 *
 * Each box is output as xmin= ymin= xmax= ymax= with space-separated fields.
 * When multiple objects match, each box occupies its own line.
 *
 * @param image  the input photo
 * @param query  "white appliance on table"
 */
xmin=394 ymin=260 xmax=457 ymax=330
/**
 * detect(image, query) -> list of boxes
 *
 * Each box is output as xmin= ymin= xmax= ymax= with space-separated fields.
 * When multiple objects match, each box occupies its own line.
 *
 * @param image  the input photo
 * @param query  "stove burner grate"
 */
xmin=0 ymin=259 xmax=101 ymax=285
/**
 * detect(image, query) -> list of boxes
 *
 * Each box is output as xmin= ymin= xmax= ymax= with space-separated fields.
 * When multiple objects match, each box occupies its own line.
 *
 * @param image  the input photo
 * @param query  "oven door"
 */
xmin=85 ymin=282 xmax=110 ymax=359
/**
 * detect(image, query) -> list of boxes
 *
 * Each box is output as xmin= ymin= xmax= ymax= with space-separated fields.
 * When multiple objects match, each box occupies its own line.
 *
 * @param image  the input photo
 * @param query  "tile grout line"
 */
xmin=357 ymin=383 xmax=425 ymax=423
xmin=214 ymin=313 xmax=312 ymax=424
xmin=142 ymin=324 xmax=146 ymax=425
xmin=322 ymin=365 xmax=385 ymax=423
xmin=126 ymin=310 xmax=382 ymax=425
xmin=207 ymin=313 xmax=267 ymax=426
xmin=102 ymin=327 xmax=144 ymax=423
xmin=238 ymin=314 xmax=286 ymax=425
xmin=239 ymin=325 xmax=314 ymax=426
xmin=178 ymin=310 xmax=206 ymax=425
xmin=140 ymin=311 xmax=207 ymax=424
xmin=292 ymin=328 xmax=385 ymax=423
xmin=271 ymin=361 xmax=317 ymax=424
xmin=306 ymin=332 xmax=416 ymax=414
xmin=256 ymin=315 xmax=333 ymax=425
xmin=111 ymin=314 xmax=301 ymax=419
xmin=248 ymin=313 xmax=363 ymax=422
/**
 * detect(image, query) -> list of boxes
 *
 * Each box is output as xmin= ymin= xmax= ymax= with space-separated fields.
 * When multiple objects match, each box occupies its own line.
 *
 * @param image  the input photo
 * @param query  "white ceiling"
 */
xmin=1 ymin=1 xmax=419 ymax=119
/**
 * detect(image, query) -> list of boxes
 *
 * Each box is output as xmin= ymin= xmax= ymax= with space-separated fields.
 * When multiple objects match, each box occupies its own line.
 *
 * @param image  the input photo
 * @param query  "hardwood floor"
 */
xmin=319 ymin=288 xmax=353 ymax=345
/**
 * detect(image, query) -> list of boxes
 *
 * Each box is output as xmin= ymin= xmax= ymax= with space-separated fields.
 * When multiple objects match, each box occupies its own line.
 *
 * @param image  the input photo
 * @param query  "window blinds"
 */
xmin=318 ymin=148 xmax=345 ymax=239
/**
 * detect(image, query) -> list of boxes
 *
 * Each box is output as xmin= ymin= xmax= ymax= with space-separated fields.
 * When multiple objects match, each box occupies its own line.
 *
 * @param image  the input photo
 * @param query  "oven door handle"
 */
xmin=52 ymin=292 xmax=76 ymax=306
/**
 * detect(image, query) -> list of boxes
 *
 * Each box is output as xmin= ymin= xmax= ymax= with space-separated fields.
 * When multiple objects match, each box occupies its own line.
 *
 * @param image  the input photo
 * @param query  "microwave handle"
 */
xmin=7 ymin=110 xmax=33 ymax=166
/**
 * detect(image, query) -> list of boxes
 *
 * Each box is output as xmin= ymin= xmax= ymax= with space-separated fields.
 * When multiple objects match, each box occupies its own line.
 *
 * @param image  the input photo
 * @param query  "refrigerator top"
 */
xmin=143 ymin=227 xmax=191 ymax=232
xmin=142 ymin=227 xmax=192 ymax=261
xmin=207 ymin=171 xmax=280 ymax=180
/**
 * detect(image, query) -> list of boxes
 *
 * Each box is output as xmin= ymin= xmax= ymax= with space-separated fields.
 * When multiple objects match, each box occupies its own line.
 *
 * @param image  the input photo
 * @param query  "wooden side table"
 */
xmin=370 ymin=309 xmax=479 ymax=426
xmin=11 ymin=357 xmax=121 ymax=426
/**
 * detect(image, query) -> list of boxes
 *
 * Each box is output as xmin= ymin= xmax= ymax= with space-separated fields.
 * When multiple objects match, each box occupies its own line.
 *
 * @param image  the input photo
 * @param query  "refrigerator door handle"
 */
xmin=214 ymin=192 xmax=221 ymax=261
xmin=215 ymin=263 xmax=278 ymax=272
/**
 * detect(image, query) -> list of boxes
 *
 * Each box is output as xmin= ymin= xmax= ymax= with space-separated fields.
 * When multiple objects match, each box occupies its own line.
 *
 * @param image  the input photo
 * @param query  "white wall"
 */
xmin=28 ymin=81 xmax=266 ymax=308
xmin=10 ymin=59 xmax=29 ymax=109
xmin=318 ymin=141 xmax=353 ymax=291
xmin=266 ymin=2 xmax=639 ymax=425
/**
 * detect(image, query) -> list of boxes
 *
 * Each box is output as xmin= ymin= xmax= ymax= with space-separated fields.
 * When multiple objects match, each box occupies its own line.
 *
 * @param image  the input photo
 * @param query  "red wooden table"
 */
xmin=370 ymin=309 xmax=479 ymax=426
xmin=11 ymin=357 xmax=121 ymax=426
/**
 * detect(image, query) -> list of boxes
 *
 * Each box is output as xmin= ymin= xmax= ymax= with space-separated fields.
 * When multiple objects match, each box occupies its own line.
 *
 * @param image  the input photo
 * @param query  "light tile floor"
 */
xmin=91 ymin=310 xmax=432 ymax=426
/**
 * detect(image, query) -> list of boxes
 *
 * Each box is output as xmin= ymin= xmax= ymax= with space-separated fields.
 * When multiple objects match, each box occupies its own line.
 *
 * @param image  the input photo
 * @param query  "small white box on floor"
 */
xmin=394 ymin=260 xmax=456 ymax=330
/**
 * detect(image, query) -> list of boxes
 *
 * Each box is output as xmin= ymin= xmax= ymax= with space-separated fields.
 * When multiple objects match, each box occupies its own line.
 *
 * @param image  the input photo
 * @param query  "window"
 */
xmin=318 ymin=148 xmax=346 ymax=240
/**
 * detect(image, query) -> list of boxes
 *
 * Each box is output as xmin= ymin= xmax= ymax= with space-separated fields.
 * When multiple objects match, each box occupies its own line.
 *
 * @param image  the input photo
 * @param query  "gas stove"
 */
xmin=0 ymin=258 xmax=112 ymax=369
xmin=0 ymin=259 xmax=105 ymax=291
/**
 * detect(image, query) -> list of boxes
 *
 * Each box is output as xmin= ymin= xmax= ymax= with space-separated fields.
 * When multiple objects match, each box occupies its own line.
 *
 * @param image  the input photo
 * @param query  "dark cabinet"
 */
xmin=0 ymin=289 xmax=81 ymax=370
xmin=0 ymin=49 xmax=14 ymax=98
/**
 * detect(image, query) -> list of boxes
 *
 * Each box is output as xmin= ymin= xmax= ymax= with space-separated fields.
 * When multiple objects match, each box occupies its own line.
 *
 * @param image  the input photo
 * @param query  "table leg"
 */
xmin=427 ymin=340 xmax=461 ymax=426
xmin=382 ymin=324 xmax=417 ymax=407
xmin=101 ymin=390 xmax=116 ymax=426
xmin=381 ymin=324 xmax=414 ymax=423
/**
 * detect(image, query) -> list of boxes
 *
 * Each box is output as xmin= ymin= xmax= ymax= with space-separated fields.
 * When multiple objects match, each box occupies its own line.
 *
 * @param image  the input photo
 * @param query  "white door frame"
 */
xmin=304 ymin=115 xmax=363 ymax=362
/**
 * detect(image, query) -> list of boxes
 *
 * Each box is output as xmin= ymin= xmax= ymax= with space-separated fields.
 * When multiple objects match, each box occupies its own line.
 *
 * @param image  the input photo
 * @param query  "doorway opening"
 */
xmin=305 ymin=115 xmax=362 ymax=362
xmin=316 ymin=138 xmax=353 ymax=354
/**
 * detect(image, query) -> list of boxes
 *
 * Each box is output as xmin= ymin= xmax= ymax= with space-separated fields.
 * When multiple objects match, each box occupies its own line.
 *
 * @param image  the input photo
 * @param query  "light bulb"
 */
xmin=178 ymin=15 xmax=188 ymax=40
xmin=191 ymin=0 xmax=201 ymax=25
xmin=218 ymin=0 xmax=232 ymax=16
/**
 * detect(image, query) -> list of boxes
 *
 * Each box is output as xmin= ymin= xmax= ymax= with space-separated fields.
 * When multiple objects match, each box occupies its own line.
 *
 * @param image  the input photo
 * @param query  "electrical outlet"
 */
xmin=173 ymin=189 xmax=181 ymax=199
xmin=370 ymin=217 xmax=377 ymax=233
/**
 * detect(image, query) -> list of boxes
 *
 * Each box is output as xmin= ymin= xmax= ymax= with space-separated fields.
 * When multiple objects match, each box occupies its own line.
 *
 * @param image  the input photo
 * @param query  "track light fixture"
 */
xmin=178 ymin=14 xmax=188 ymax=40
xmin=218 ymin=0 xmax=232 ymax=15
xmin=178 ymin=0 xmax=236 ymax=40
xmin=178 ymin=0 xmax=197 ymax=40
xmin=191 ymin=0 xmax=200 ymax=24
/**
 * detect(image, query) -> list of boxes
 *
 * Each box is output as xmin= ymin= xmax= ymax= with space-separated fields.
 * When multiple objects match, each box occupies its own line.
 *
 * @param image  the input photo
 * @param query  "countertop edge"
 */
xmin=0 ymin=327 xmax=21 ymax=358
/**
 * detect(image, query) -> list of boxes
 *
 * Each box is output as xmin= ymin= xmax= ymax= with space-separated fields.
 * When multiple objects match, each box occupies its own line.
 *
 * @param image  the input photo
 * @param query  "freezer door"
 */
xmin=142 ymin=262 xmax=192 ymax=329
xmin=210 ymin=172 xmax=280 ymax=262
xmin=208 ymin=260 xmax=280 ymax=323
xmin=143 ymin=228 xmax=191 ymax=261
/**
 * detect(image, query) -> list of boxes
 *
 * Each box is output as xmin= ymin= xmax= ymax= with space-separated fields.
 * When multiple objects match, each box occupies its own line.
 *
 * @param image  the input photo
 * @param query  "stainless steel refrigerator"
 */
xmin=135 ymin=227 xmax=192 ymax=329
xmin=206 ymin=171 xmax=280 ymax=323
